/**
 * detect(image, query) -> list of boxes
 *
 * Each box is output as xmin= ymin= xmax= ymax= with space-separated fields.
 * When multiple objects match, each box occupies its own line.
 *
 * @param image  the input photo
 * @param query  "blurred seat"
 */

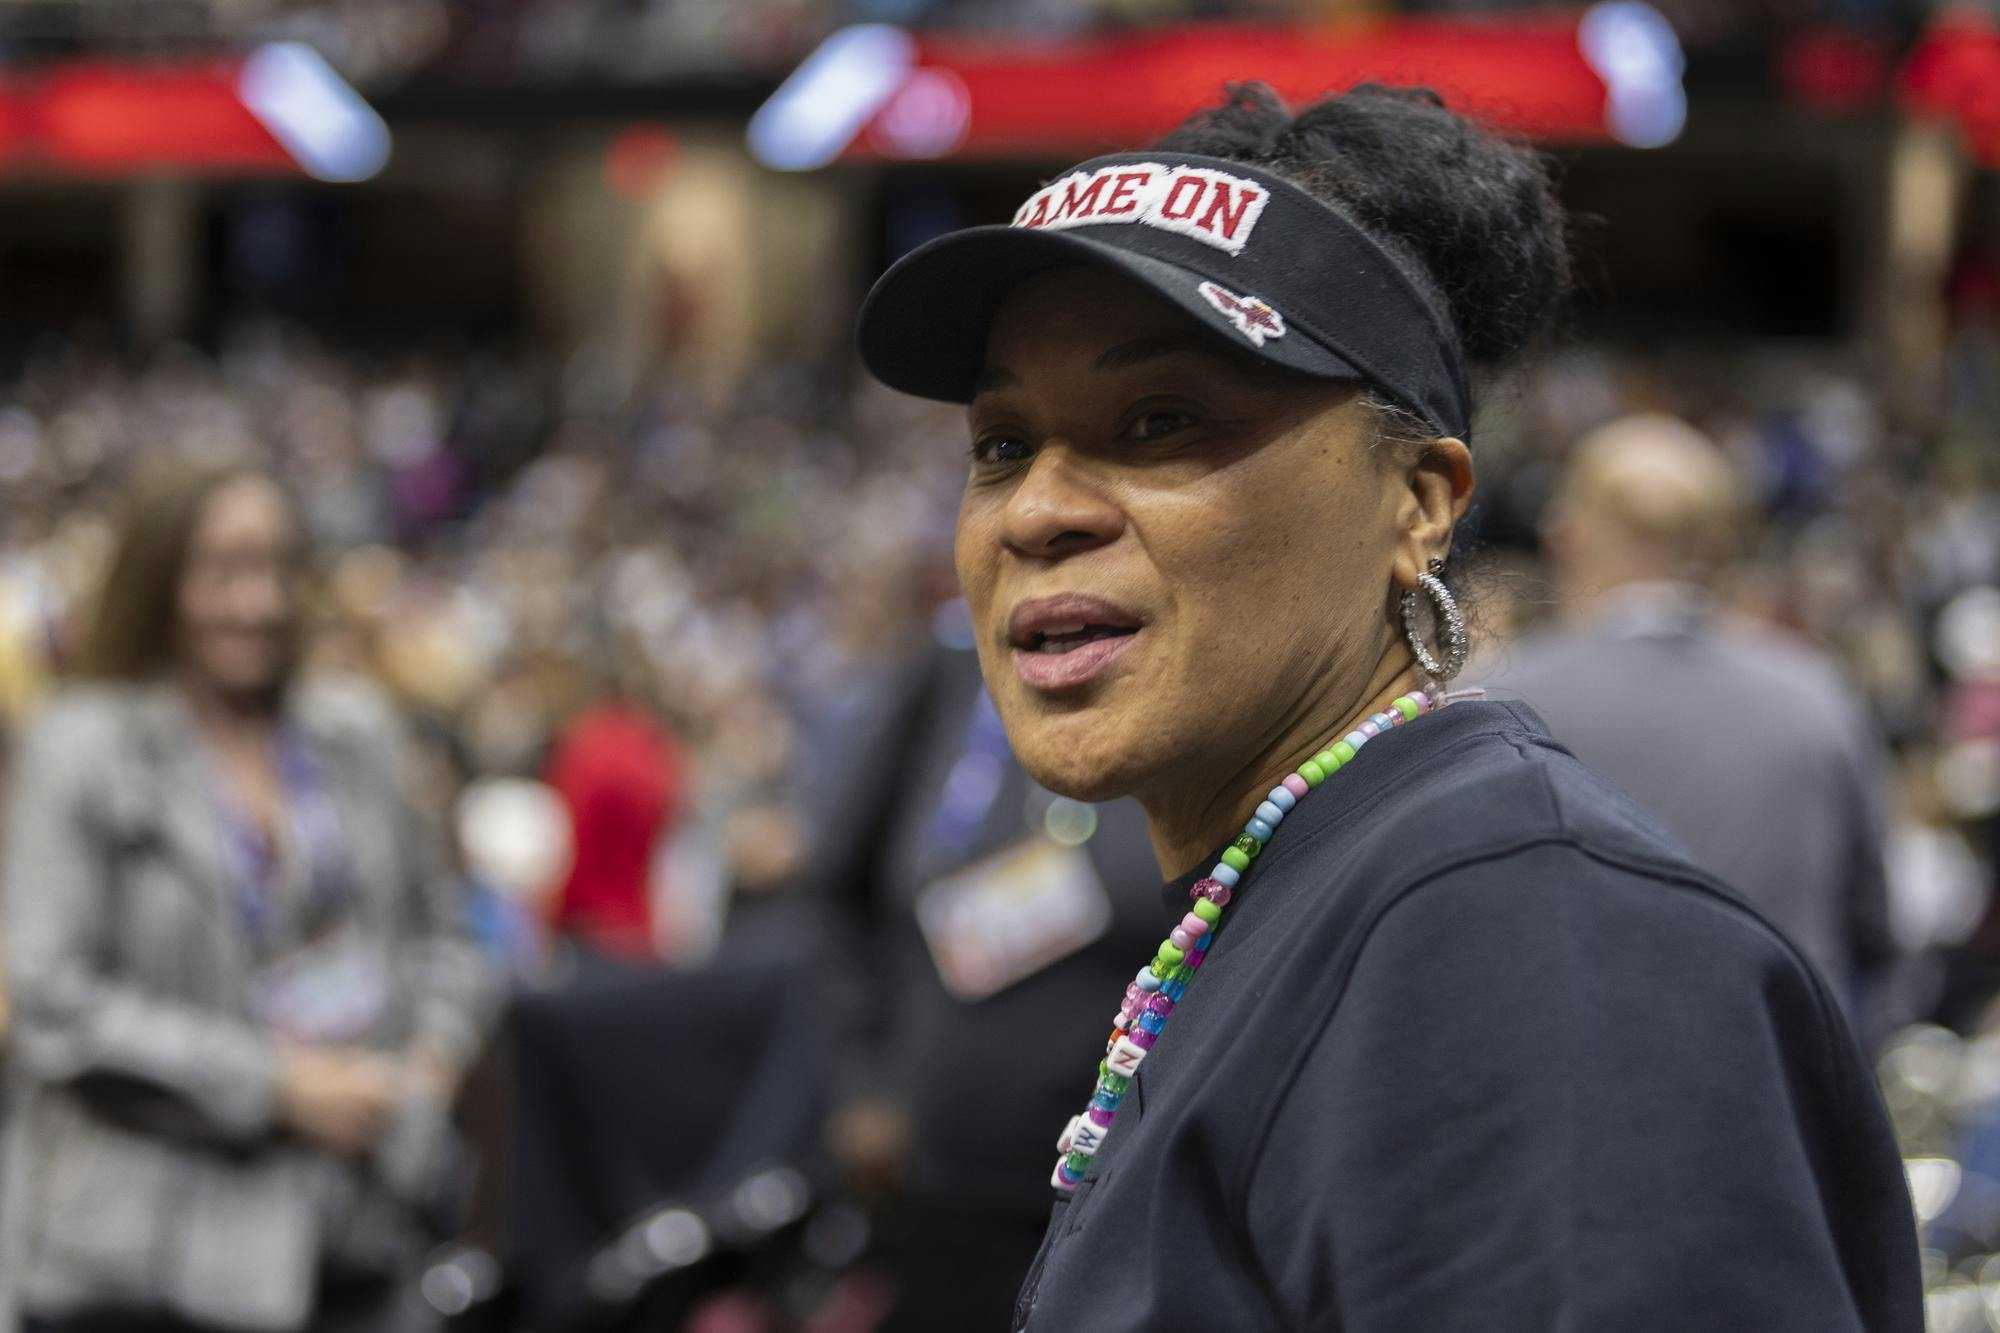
xmin=500 ymin=938 xmax=831 ymax=1331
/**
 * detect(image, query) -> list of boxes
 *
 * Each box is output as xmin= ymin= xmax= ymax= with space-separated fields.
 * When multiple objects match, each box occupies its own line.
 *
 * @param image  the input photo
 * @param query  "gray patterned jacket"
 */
xmin=0 ymin=678 xmax=494 ymax=1330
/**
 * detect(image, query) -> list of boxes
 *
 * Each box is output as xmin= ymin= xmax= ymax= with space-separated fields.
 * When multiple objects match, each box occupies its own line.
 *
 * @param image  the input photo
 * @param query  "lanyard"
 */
xmin=212 ymin=728 xmax=348 ymax=946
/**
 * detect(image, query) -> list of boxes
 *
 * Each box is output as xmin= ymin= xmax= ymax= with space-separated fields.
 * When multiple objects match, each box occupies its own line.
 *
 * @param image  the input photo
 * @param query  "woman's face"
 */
xmin=956 ymin=267 xmax=1450 ymax=808
xmin=176 ymin=475 xmax=300 ymax=701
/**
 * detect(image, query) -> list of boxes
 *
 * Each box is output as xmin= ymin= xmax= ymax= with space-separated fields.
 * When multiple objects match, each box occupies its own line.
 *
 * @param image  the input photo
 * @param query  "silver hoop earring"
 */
xmin=1401 ymin=557 xmax=1467 ymax=682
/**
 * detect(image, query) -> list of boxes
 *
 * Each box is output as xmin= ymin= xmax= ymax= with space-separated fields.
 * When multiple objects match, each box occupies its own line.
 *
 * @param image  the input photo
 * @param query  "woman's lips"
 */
xmin=1014 ymin=629 xmax=1139 ymax=691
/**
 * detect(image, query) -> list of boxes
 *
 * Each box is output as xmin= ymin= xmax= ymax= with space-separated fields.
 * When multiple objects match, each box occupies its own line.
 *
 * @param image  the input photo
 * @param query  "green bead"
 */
xmin=1395 ymin=696 xmax=1420 ymax=721
xmin=1100 ymin=1071 xmax=1129 ymax=1096
xmin=1221 ymin=846 xmax=1250 ymax=872
xmin=1299 ymin=760 xmax=1325 ymax=787
xmin=1157 ymin=942 xmax=1185 ymax=967
xmin=1331 ymin=740 xmax=1356 ymax=766
xmin=1066 ymin=1148 xmax=1092 ymax=1174
xmin=1192 ymin=898 xmax=1222 ymax=923
xmin=1232 ymin=832 xmax=1261 ymax=859
xmin=1312 ymin=750 xmax=1338 ymax=771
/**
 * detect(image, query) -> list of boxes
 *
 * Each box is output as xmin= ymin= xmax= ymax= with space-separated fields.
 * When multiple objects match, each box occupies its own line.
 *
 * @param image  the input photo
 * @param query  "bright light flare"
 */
xmin=237 ymin=41 xmax=391 ymax=182
xmin=748 ymin=24 xmax=916 ymax=171
xmin=1579 ymin=2 xmax=1687 ymax=148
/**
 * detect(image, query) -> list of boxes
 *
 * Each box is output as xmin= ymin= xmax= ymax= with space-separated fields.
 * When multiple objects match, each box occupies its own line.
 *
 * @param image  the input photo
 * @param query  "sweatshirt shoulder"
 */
xmin=1369 ymin=704 xmax=1814 ymax=984
xmin=1406 ymin=700 xmax=1697 ymax=872
xmin=14 ymin=683 xmax=133 ymax=757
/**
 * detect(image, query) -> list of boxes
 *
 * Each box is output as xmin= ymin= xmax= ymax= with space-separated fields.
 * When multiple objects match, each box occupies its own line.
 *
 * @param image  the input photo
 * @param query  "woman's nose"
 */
xmin=231 ymin=566 xmax=291 ymax=624
xmin=1000 ymin=444 xmax=1125 ymax=560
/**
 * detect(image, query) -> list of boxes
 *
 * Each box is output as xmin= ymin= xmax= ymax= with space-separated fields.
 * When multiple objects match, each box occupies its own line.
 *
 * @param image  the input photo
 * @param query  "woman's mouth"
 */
xmin=1007 ymin=597 xmax=1144 ymax=691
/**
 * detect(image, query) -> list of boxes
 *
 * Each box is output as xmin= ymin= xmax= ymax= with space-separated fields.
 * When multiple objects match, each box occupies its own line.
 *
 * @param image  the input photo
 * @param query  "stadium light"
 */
xmin=237 ymin=41 xmax=392 ymax=182
xmin=747 ymin=24 xmax=915 ymax=171
xmin=1579 ymin=2 xmax=1687 ymax=148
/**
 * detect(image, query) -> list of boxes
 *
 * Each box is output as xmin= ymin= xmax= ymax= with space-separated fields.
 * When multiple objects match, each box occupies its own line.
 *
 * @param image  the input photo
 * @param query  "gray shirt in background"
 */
xmin=1474 ymin=583 xmax=1894 ymax=1003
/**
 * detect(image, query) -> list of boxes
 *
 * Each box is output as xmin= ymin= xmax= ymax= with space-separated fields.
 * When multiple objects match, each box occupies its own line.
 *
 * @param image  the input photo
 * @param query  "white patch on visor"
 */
xmin=1197 ymin=281 xmax=1287 ymax=347
xmin=1011 ymin=163 xmax=1270 ymax=256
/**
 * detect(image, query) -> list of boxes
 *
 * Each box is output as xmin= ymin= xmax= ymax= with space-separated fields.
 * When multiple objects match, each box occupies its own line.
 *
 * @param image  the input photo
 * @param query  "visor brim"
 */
xmin=857 ymin=225 xmax=1371 ymax=404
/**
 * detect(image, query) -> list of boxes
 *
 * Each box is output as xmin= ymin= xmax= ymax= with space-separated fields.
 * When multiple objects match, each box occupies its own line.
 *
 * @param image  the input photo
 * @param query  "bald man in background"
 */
xmin=1477 ymin=414 xmax=1896 ymax=1017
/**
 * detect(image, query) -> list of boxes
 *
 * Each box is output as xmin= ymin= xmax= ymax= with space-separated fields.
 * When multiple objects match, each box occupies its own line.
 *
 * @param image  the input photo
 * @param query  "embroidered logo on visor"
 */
xmin=1011 ymin=163 xmax=1270 ymax=256
xmin=1198 ymin=281 xmax=1286 ymax=347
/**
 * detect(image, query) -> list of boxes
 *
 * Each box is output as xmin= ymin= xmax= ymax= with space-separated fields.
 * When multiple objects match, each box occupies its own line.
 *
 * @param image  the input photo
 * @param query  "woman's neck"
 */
xmin=1141 ymin=656 xmax=1429 ymax=880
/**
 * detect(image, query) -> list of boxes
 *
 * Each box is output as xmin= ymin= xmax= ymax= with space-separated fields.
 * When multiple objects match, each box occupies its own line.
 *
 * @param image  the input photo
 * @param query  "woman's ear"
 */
xmin=1391 ymin=437 xmax=1474 ymax=589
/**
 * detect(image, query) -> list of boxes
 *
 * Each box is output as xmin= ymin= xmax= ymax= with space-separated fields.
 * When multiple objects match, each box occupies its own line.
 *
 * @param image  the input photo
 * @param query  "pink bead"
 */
xmin=1130 ymin=1028 xmax=1158 ymax=1050
xmin=1123 ymin=982 xmax=1145 ymax=1011
xmin=1187 ymin=948 xmax=1206 ymax=971
xmin=1411 ymin=692 xmax=1430 ymax=713
xmin=1282 ymin=774 xmax=1310 ymax=799
xmin=1146 ymin=994 xmax=1175 ymax=1017
xmin=1088 ymin=1104 xmax=1115 ymax=1127
xmin=1202 ymin=882 xmax=1232 ymax=908
xmin=1170 ymin=927 xmax=1193 ymax=950
xmin=1359 ymin=720 xmax=1382 ymax=738
xmin=1179 ymin=912 xmax=1210 ymax=938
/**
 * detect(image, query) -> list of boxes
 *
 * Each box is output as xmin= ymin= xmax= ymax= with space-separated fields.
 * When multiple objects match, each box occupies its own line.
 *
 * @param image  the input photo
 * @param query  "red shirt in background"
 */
xmin=545 ymin=702 xmax=684 ymax=959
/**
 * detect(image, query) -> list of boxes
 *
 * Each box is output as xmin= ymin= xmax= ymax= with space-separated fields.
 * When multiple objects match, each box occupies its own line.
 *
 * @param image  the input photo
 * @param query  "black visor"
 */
xmin=857 ymin=151 xmax=1471 ymax=441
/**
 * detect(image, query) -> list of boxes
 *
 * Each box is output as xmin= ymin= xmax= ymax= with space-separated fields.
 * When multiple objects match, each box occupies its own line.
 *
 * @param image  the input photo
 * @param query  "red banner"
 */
xmin=845 ymin=17 xmax=1619 ymax=162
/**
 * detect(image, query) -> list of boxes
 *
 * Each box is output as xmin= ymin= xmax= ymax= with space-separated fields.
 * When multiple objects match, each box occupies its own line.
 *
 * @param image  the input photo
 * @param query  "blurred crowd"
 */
xmin=0 ymin=322 xmax=970 ymax=951
xmin=0 ymin=230 xmax=1998 ymax=1324
xmin=2 ymin=259 xmax=1999 ymax=991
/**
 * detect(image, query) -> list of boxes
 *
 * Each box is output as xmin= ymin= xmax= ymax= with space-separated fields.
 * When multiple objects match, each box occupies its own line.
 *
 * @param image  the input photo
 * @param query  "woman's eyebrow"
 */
xmin=972 ymin=332 xmax=1221 ymax=398
xmin=1094 ymin=333 xmax=1218 ymax=372
xmin=972 ymin=366 xmax=1021 ymax=395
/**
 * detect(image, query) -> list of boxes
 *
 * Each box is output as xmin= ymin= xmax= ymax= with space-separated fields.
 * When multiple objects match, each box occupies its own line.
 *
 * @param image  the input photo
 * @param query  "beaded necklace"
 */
xmin=1051 ymin=687 xmax=1435 ymax=1191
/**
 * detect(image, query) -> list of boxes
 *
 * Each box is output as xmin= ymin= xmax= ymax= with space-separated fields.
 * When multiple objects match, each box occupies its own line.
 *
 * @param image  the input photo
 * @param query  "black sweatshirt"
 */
xmin=1011 ymin=699 xmax=1922 ymax=1332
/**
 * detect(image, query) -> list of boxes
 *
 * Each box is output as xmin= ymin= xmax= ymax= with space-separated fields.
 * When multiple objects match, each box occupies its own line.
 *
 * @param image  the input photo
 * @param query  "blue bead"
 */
xmin=1164 ymin=980 xmax=1187 ymax=1001
xmin=1211 ymin=863 xmax=1240 ymax=888
xmin=1136 ymin=968 xmax=1162 ymax=991
xmin=1266 ymin=786 xmax=1296 ymax=813
xmin=1254 ymin=801 xmax=1285 ymax=827
xmin=1344 ymin=730 xmax=1369 ymax=749
xmin=1090 ymin=1090 xmax=1120 ymax=1113
xmin=1193 ymin=933 xmax=1212 ymax=953
xmin=1137 ymin=1012 xmax=1165 ymax=1034
xmin=1245 ymin=818 xmax=1274 ymax=842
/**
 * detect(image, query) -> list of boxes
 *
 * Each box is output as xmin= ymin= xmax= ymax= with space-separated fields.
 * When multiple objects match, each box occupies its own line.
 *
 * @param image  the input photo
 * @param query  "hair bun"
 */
xmin=1154 ymin=82 xmax=1570 ymax=371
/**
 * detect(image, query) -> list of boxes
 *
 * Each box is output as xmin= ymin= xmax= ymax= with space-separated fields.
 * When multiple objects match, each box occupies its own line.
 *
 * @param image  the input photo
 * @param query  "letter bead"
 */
xmin=1107 ymin=1037 xmax=1148 ymax=1078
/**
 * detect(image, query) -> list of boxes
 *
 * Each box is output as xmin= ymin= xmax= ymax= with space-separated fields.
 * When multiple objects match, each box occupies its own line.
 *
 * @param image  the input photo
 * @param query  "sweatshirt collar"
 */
xmin=1157 ymin=697 xmax=1550 ymax=915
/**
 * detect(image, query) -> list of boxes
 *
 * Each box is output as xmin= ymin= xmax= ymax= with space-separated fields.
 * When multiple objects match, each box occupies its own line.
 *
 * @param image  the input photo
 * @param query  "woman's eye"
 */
xmin=1127 ymin=408 xmax=1197 ymax=442
xmin=973 ymin=434 xmax=1033 ymax=464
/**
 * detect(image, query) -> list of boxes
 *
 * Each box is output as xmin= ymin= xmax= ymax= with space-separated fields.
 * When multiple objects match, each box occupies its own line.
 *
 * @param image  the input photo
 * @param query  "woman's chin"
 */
xmin=1010 ymin=725 xmax=1156 ymax=805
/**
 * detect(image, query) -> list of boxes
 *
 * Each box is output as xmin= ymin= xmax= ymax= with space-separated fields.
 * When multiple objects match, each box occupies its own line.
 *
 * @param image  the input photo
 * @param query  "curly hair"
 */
xmin=1153 ymin=82 xmax=1571 ymax=388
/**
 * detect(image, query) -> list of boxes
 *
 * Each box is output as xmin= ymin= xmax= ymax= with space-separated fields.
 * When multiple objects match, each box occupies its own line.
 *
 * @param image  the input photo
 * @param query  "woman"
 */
xmin=2 ymin=460 xmax=492 ymax=1332
xmin=856 ymin=85 xmax=1922 ymax=1330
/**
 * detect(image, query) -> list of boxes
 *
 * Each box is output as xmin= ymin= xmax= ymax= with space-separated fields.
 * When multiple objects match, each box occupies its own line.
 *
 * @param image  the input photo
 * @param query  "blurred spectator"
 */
xmin=1 ymin=457 xmax=493 ymax=1333
xmin=544 ymin=690 xmax=687 ymax=960
xmin=454 ymin=774 xmax=569 ymax=979
xmin=814 ymin=625 xmax=1165 ymax=1331
xmin=1475 ymin=413 xmax=1897 ymax=1017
